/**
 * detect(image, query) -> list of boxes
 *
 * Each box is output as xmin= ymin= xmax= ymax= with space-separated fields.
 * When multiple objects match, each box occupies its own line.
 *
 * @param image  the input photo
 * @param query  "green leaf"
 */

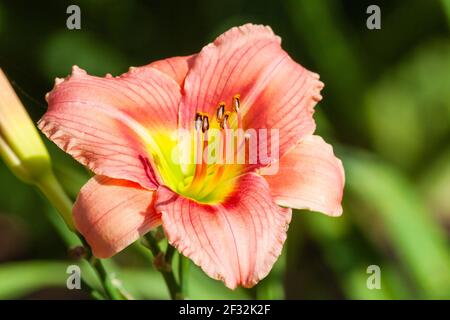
xmin=342 ymin=148 xmax=450 ymax=298
xmin=419 ymin=148 xmax=450 ymax=226
xmin=365 ymin=40 xmax=450 ymax=171
xmin=0 ymin=260 xmax=101 ymax=299
xmin=109 ymin=263 xmax=250 ymax=300
xmin=302 ymin=211 xmax=396 ymax=299
xmin=441 ymin=0 xmax=450 ymax=28
xmin=40 ymin=31 xmax=126 ymax=80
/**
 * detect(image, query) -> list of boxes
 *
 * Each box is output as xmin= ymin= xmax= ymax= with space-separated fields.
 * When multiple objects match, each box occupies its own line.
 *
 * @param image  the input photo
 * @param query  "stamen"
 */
xmin=220 ymin=112 xmax=230 ymax=129
xmin=186 ymin=96 xmax=243 ymax=200
xmin=232 ymin=94 xmax=240 ymax=112
xmin=216 ymin=103 xmax=225 ymax=122
xmin=201 ymin=129 xmax=209 ymax=167
xmin=208 ymin=112 xmax=231 ymax=188
xmin=190 ymin=115 xmax=209 ymax=191
xmin=218 ymin=113 xmax=229 ymax=163
xmin=202 ymin=115 xmax=209 ymax=133
xmin=197 ymin=125 xmax=228 ymax=199
xmin=232 ymin=94 xmax=242 ymax=129
xmin=189 ymin=113 xmax=204 ymax=188
xmin=214 ymin=130 xmax=227 ymax=180
xmin=195 ymin=112 xmax=203 ymax=131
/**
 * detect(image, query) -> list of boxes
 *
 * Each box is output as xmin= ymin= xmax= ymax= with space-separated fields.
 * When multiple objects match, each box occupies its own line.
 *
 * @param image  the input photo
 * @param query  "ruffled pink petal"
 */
xmin=155 ymin=173 xmax=292 ymax=289
xmin=73 ymin=175 xmax=161 ymax=258
xmin=38 ymin=65 xmax=182 ymax=189
xmin=180 ymin=23 xmax=323 ymax=160
xmin=261 ymin=135 xmax=345 ymax=217
xmin=148 ymin=55 xmax=195 ymax=86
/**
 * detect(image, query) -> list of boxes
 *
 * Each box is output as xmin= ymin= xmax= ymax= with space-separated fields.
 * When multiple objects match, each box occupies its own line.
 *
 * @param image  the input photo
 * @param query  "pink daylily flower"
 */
xmin=38 ymin=24 xmax=344 ymax=289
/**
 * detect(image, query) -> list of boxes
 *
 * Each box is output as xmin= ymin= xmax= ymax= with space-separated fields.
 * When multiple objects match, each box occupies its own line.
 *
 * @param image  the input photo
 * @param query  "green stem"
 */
xmin=36 ymin=172 xmax=125 ymax=300
xmin=178 ymin=253 xmax=190 ymax=296
xmin=92 ymin=259 xmax=124 ymax=300
xmin=36 ymin=172 xmax=75 ymax=231
xmin=45 ymin=206 xmax=106 ymax=298
xmin=78 ymin=234 xmax=129 ymax=300
xmin=76 ymin=269 xmax=104 ymax=299
xmin=165 ymin=244 xmax=176 ymax=263
xmin=143 ymin=233 xmax=183 ymax=300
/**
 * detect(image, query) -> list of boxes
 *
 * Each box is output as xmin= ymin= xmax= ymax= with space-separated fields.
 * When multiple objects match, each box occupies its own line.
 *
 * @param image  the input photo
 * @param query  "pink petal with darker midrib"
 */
xmin=261 ymin=135 xmax=345 ymax=217
xmin=38 ymin=65 xmax=182 ymax=190
xmin=155 ymin=173 xmax=292 ymax=289
xmin=73 ymin=175 xmax=161 ymax=258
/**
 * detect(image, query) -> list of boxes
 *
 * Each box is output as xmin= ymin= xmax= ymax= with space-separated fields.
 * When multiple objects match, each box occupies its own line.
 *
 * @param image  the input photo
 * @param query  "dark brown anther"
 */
xmin=195 ymin=113 xmax=203 ymax=131
xmin=232 ymin=94 xmax=240 ymax=112
xmin=216 ymin=103 xmax=225 ymax=121
xmin=202 ymin=115 xmax=210 ymax=133
xmin=220 ymin=113 xmax=229 ymax=129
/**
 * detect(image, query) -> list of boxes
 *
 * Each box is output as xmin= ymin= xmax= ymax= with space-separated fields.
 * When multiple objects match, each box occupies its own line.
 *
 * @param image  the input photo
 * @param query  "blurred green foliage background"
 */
xmin=0 ymin=0 xmax=450 ymax=299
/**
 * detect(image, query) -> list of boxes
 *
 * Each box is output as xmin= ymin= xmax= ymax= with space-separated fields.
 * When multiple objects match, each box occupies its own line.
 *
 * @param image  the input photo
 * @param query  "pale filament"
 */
xmin=189 ymin=94 xmax=244 ymax=195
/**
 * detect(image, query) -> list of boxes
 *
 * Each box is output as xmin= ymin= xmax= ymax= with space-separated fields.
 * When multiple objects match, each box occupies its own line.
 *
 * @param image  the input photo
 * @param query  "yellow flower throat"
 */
xmin=149 ymin=94 xmax=244 ymax=204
